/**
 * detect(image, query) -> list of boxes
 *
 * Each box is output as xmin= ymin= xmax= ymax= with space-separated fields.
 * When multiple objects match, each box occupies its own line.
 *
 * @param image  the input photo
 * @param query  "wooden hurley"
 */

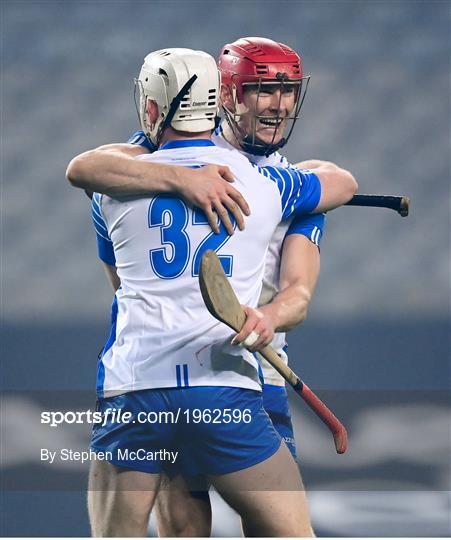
xmin=199 ymin=250 xmax=348 ymax=454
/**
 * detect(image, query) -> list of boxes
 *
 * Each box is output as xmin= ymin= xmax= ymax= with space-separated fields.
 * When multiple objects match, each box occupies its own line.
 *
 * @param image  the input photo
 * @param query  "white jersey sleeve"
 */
xmin=253 ymin=165 xmax=322 ymax=219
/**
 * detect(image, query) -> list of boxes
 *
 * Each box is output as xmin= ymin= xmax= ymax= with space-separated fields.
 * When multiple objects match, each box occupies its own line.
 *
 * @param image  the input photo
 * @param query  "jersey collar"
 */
xmin=214 ymin=123 xmax=264 ymax=164
xmin=159 ymin=139 xmax=216 ymax=150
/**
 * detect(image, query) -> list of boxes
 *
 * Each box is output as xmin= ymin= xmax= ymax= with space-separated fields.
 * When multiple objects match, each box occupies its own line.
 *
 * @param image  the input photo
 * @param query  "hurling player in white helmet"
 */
xmin=84 ymin=46 xmax=355 ymax=537
xmin=68 ymin=42 xmax=357 ymax=537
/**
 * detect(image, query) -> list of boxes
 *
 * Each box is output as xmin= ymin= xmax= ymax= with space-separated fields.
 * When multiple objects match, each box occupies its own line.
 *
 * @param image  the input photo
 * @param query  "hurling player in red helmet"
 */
xmin=66 ymin=38 xmax=357 ymax=537
xmin=218 ymin=37 xmax=309 ymax=157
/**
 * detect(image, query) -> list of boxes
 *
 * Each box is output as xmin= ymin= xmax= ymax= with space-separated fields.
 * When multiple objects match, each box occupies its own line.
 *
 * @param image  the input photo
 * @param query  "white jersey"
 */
xmin=92 ymin=139 xmax=321 ymax=397
xmin=213 ymin=128 xmax=321 ymax=385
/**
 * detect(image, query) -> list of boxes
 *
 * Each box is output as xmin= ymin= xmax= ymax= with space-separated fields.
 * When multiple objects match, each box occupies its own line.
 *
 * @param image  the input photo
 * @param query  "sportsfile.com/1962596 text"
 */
xmin=40 ymin=408 xmax=252 ymax=427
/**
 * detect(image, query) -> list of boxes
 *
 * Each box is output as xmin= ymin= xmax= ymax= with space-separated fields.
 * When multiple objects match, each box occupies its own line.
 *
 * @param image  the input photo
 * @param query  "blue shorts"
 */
xmin=262 ymin=384 xmax=298 ymax=459
xmin=91 ymin=386 xmax=281 ymax=476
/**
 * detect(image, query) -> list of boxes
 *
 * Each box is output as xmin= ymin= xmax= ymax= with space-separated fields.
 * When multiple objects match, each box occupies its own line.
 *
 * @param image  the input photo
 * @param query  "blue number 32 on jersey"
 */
xmin=148 ymin=195 xmax=235 ymax=279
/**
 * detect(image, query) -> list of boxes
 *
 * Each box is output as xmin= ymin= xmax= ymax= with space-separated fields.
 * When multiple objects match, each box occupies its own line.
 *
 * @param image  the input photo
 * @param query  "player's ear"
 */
xmin=145 ymin=98 xmax=159 ymax=126
xmin=220 ymin=84 xmax=235 ymax=112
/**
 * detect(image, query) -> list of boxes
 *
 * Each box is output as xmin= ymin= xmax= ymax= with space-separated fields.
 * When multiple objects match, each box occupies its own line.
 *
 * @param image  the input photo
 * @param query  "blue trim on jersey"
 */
xmin=175 ymin=364 xmax=189 ymax=387
xmin=253 ymin=353 xmax=265 ymax=386
xmin=92 ymin=193 xmax=116 ymax=266
xmin=286 ymin=212 xmax=326 ymax=247
xmin=183 ymin=364 xmax=189 ymax=387
xmin=290 ymin=169 xmax=322 ymax=214
xmin=97 ymin=295 xmax=118 ymax=397
xmin=127 ymin=130 xmax=155 ymax=152
xmin=97 ymin=360 xmax=105 ymax=398
xmin=160 ymin=139 xmax=216 ymax=150
xmin=254 ymin=165 xmax=321 ymax=219
xmin=176 ymin=365 xmax=182 ymax=388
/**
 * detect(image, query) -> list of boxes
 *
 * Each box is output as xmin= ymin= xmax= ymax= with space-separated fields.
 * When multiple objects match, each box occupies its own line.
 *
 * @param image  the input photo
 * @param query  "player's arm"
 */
xmin=261 ymin=234 xmax=319 ymax=330
xmin=67 ymin=143 xmax=198 ymax=197
xmin=295 ymin=159 xmax=358 ymax=212
xmin=67 ymin=143 xmax=153 ymax=194
xmin=259 ymin=162 xmax=355 ymax=220
xmin=232 ymin=214 xmax=324 ymax=352
xmin=234 ymin=237 xmax=320 ymax=352
xmin=66 ymin=143 xmax=249 ymax=235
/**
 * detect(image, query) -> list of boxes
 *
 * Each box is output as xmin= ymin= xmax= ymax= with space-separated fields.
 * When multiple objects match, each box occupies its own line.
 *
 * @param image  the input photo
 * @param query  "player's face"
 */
xmin=240 ymin=83 xmax=297 ymax=145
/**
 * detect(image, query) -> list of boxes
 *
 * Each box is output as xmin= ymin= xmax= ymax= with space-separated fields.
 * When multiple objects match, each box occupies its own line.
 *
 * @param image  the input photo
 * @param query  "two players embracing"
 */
xmin=67 ymin=38 xmax=357 ymax=537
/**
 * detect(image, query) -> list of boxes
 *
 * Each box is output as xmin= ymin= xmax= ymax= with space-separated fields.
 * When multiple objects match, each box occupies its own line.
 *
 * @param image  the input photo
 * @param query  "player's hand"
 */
xmin=231 ymin=306 xmax=275 ymax=352
xmin=176 ymin=165 xmax=250 ymax=235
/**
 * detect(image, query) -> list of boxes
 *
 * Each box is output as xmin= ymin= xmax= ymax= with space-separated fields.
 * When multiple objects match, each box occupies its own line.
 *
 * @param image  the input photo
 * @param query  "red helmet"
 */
xmin=218 ymin=37 xmax=309 ymax=155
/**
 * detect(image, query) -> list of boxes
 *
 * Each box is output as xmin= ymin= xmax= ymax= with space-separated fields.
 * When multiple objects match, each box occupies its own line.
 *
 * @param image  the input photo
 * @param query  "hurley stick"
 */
xmin=199 ymin=250 xmax=348 ymax=454
xmin=346 ymin=194 xmax=410 ymax=216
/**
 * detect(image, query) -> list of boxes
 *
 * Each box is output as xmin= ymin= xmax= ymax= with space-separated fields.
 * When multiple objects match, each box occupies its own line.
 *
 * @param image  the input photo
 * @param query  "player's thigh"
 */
xmin=154 ymin=473 xmax=212 ymax=537
xmin=210 ymin=442 xmax=313 ymax=537
xmin=88 ymin=455 xmax=160 ymax=536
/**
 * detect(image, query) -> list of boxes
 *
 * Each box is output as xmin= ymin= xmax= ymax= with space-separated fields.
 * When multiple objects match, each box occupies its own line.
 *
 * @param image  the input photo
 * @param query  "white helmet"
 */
xmin=135 ymin=48 xmax=220 ymax=146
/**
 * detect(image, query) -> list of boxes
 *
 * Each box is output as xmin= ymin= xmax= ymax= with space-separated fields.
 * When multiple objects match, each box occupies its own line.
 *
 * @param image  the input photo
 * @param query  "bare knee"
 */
xmin=154 ymin=475 xmax=211 ymax=537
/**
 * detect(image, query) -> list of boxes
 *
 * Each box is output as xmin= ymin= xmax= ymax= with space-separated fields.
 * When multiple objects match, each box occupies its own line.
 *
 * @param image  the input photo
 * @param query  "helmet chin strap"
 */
xmin=156 ymin=74 xmax=198 ymax=146
xmin=241 ymin=134 xmax=287 ymax=157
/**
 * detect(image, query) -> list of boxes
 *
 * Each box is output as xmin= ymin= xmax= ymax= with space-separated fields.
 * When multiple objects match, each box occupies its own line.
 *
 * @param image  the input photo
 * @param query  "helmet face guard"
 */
xmin=133 ymin=78 xmax=157 ymax=151
xmin=134 ymin=74 xmax=200 ymax=149
xmin=222 ymin=74 xmax=310 ymax=157
xmin=219 ymin=37 xmax=309 ymax=156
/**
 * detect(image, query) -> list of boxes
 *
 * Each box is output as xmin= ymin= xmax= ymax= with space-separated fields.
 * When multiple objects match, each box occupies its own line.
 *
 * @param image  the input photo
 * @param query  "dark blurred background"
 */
xmin=2 ymin=0 xmax=450 ymax=536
